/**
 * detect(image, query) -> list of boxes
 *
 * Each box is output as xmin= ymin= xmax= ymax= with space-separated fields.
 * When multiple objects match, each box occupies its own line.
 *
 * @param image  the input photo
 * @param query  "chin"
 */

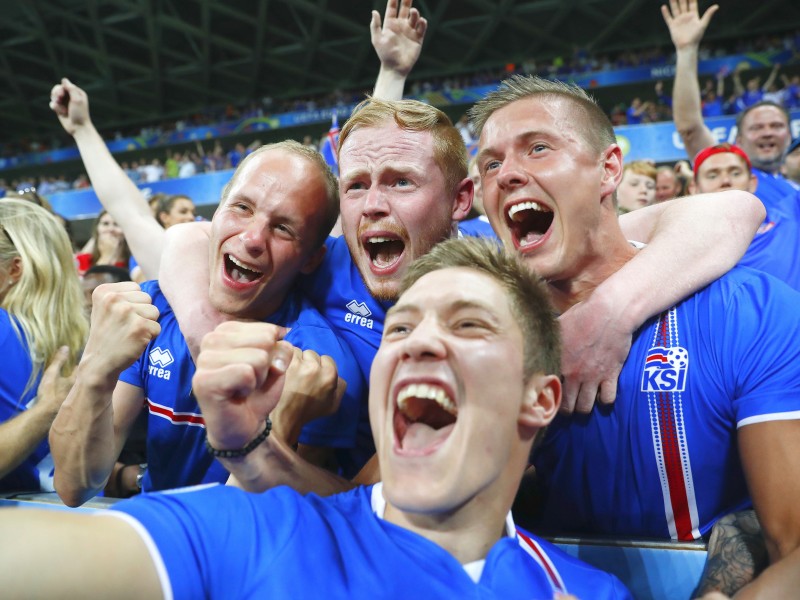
xmin=384 ymin=478 xmax=454 ymax=515
xmin=365 ymin=278 xmax=401 ymax=303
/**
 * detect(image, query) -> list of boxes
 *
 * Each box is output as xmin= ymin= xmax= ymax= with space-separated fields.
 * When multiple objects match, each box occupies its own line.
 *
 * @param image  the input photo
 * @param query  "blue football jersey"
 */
xmin=0 ymin=310 xmax=52 ymax=492
xmin=534 ymin=267 xmax=800 ymax=540
xmin=111 ymin=483 xmax=631 ymax=599
xmin=458 ymin=216 xmax=498 ymax=240
xmin=753 ymin=168 xmax=800 ymax=218
xmin=119 ymin=281 xmax=368 ymax=490
xmin=739 ymin=203 xmax=800 ymax=291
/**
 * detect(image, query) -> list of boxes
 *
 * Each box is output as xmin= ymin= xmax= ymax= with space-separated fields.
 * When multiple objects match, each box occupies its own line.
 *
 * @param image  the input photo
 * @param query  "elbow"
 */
xmin=53 ymin=472 xmax=95 ymax=508
xmin=764 ymin=528 xmax=800 ymax=564
xmin=732 ymin=190 xmax=766 ymax=225
xmin=54 ymin=483 xmax=86 ymax=508
xmin=675 ymin=123 xmax=701 ymax=144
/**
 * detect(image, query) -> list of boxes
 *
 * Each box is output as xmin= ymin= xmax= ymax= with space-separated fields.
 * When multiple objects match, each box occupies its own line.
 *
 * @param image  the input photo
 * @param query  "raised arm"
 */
xmin=371 ymin=0 xmax=428 ymax=100
xmin=661 ymin=0 xmax=719 ymax=161
xmin=0 ymin=348 xmax=73 ymax=480
xmin=762 ymin=63 xmax=780 ymax=92
xmin=49 ymin=78 xmax=165 ymax=279
xmin=559 ymin=190 xmax=764 ymax=413
xmin=50 ymin=282 xmax=160 ymax=506
xmin=732 ymin=65 xmax=746 ymax=97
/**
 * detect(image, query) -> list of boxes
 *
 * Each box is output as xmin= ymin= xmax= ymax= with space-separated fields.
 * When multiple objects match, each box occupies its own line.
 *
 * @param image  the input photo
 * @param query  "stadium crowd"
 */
xmin=1 ymin=0 xmax=800 ymax=598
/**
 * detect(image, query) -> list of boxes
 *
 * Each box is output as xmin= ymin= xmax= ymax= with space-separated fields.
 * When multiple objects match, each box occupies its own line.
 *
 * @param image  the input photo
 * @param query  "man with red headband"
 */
xmin=692 ymin=144 xmax=756 ymax=195
xmin=691 ymin=143 xmax=800 ymax=291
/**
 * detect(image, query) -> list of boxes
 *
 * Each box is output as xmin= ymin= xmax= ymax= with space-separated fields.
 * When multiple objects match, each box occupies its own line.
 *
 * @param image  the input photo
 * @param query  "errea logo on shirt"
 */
xmin=641 ymin=346 xmax=689 ymax=393
xmin=344 ymin=300 xmax=374 ymax=329
xmin=148 ymin=347 xmax=174 ymax=380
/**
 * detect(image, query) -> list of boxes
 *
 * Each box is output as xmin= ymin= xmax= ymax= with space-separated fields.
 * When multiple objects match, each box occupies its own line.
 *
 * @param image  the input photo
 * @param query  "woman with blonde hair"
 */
xmin=0 ymin=199 xmax=88 ymax=491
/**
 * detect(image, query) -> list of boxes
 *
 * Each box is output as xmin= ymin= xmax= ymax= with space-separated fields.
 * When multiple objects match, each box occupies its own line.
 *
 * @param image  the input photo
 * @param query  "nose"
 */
xmin=400 ymin=316 xmax=447 ymax=362
xmin=496 ymin=155 xmax=529 ymax=191
xmin=363 ymin=185 xmax=390 ymax=218
xmin=239 ymin=218 xmax=269 ymax=258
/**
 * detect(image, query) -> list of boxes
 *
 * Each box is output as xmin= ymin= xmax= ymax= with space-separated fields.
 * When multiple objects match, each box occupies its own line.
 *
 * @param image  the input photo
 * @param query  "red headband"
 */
xmin=693 ymin=143 xmax=751 ymax=176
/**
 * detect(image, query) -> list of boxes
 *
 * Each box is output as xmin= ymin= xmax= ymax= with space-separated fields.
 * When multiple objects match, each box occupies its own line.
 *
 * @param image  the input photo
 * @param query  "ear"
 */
xmin=519 ymin=373 xmax=561 ymax=431
xmin=748 ymin=174 xmax=758 ymax=194
xmin=600 ymin=144 xmax=624 ymax=201
xmin=8 ymin=256 xmax=23 ymax=284
xmin=450 ymin=176 xmax=474 ymax=221
xmin=688 ymin=180 xmax=697 ymax=195
xmin=300 ymin=244 xmax=326 ymax=275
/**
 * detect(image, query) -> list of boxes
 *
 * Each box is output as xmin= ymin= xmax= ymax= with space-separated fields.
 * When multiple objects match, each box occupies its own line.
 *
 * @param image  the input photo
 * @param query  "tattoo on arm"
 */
xmin=692 ymin=510 xmax=769 ymax=598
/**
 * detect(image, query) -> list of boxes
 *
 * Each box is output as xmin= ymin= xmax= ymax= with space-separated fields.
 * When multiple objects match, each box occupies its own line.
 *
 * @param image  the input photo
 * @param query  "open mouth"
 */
xmin=364 ymin=235 xmax=406 ymax=272
xmin=224 ymin=253 xmax=264 ymax=284
xmin=757 ymin=142 xmax=777 ymax=153
xmin=394 ymin=383 xmax=457 ymax=454
xmin=505 ymin=201 xmax=554 ymax=250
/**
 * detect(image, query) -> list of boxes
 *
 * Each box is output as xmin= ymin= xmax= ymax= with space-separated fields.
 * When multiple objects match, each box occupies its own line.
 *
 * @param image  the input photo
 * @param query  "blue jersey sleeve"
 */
xmin=286 ymin=322 xmax=367 ymax=448
xmin=111 ymin=485 xmax=301 ymax=599
xmin=717 ymin=270 xmax=800 ymax=426
xmin=118 ymin=353 xmax=145 ymax=389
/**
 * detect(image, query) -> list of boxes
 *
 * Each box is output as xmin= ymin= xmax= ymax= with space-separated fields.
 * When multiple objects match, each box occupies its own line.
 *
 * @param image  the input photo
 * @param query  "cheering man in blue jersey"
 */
xmin=49 ymin=135 xmax=366 ymax=505
xmin=0 ymin=237 xmax=633 ymax=600
xmin=470 ymin=73 xmax=800 ymax=597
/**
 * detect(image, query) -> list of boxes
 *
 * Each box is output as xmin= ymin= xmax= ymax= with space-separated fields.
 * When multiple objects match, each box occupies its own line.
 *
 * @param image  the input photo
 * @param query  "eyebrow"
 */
xmin=387 ymin=298 xmax=500 ymax=320
xmin=476 ymin=130 xmax=556 ymax=164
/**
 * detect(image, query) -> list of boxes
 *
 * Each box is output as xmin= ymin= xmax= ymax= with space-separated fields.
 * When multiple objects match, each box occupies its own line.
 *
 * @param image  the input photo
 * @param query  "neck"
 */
xmin=384 ymin=495 xmax=510 ymax=565
xmin=752 ymin=161 xmax=780 ymax=174
xmin=546 ymin=228 xmax=638 ymax=314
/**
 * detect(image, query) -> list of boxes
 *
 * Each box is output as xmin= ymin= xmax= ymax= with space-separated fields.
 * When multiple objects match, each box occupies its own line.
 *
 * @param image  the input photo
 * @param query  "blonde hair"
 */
xmin=623 ymin=160 xmax=657 ymax=181
xmin=468 ymin=75 xmax=616 ymax=154
xmin=0 ymin=199 xmax=88 ymax=395
xmin=339 ymin=97 xmax=468 ymax=197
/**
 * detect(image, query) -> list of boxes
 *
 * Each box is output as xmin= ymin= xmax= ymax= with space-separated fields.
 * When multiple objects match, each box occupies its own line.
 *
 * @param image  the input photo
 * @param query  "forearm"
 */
xmin=159 ymin=222 xmax=222 ymax=361
xmin=72 ymin=124 xmax=165 ymax=278
xmin=734 ymin=546 xmax=800 ymax=599
xmin=224 ymin=434 xmax=356 ymax=496
xmin=673 ymin=47 xmax=716 ymax=159
xmin=373 ymin=65 xmax=408 ymax=100
xmin=615 ymin=191 xmax=762 ymax=330
xmin=693 ymin=510 xmax=767 ymax=598
xmin=0 ymin=403 xmax=59 ymax=480
xmin=49 ymin=363 xmax=122 ymax=506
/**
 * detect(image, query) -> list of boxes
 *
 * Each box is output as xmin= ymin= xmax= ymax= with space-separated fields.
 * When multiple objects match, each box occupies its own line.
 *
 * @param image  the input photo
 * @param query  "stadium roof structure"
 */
xmin=0 ymin=0 xmax=797 ymax=143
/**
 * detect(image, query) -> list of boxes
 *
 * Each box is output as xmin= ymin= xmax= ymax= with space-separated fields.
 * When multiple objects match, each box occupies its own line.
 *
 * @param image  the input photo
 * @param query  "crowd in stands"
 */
xmin=4 ymin=0 xmax=800 ymax=598
xmin=2 ymin=24 xmax=798 ymax=166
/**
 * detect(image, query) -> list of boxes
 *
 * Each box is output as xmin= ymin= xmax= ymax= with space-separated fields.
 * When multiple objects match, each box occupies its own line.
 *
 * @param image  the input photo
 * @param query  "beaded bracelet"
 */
xmin=204 ymin=418 xmax=272 ymax=458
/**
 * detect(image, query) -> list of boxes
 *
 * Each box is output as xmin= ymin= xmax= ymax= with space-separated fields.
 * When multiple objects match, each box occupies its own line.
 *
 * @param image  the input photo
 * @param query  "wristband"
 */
xmin=205 ymin=418 xmax=272 ymax=458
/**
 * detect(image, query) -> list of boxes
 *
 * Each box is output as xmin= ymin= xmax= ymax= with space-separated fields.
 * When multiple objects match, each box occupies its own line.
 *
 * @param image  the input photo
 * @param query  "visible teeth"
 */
xmin=229 ymin=254 xmax=262 ymax=275
xmin=508 ymin=201 xmax=549 ymax=221
xmin=368 ymin=237 xmax=394 ymax=244
xmin=397 ymin=383 xmax=456 ymax=415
